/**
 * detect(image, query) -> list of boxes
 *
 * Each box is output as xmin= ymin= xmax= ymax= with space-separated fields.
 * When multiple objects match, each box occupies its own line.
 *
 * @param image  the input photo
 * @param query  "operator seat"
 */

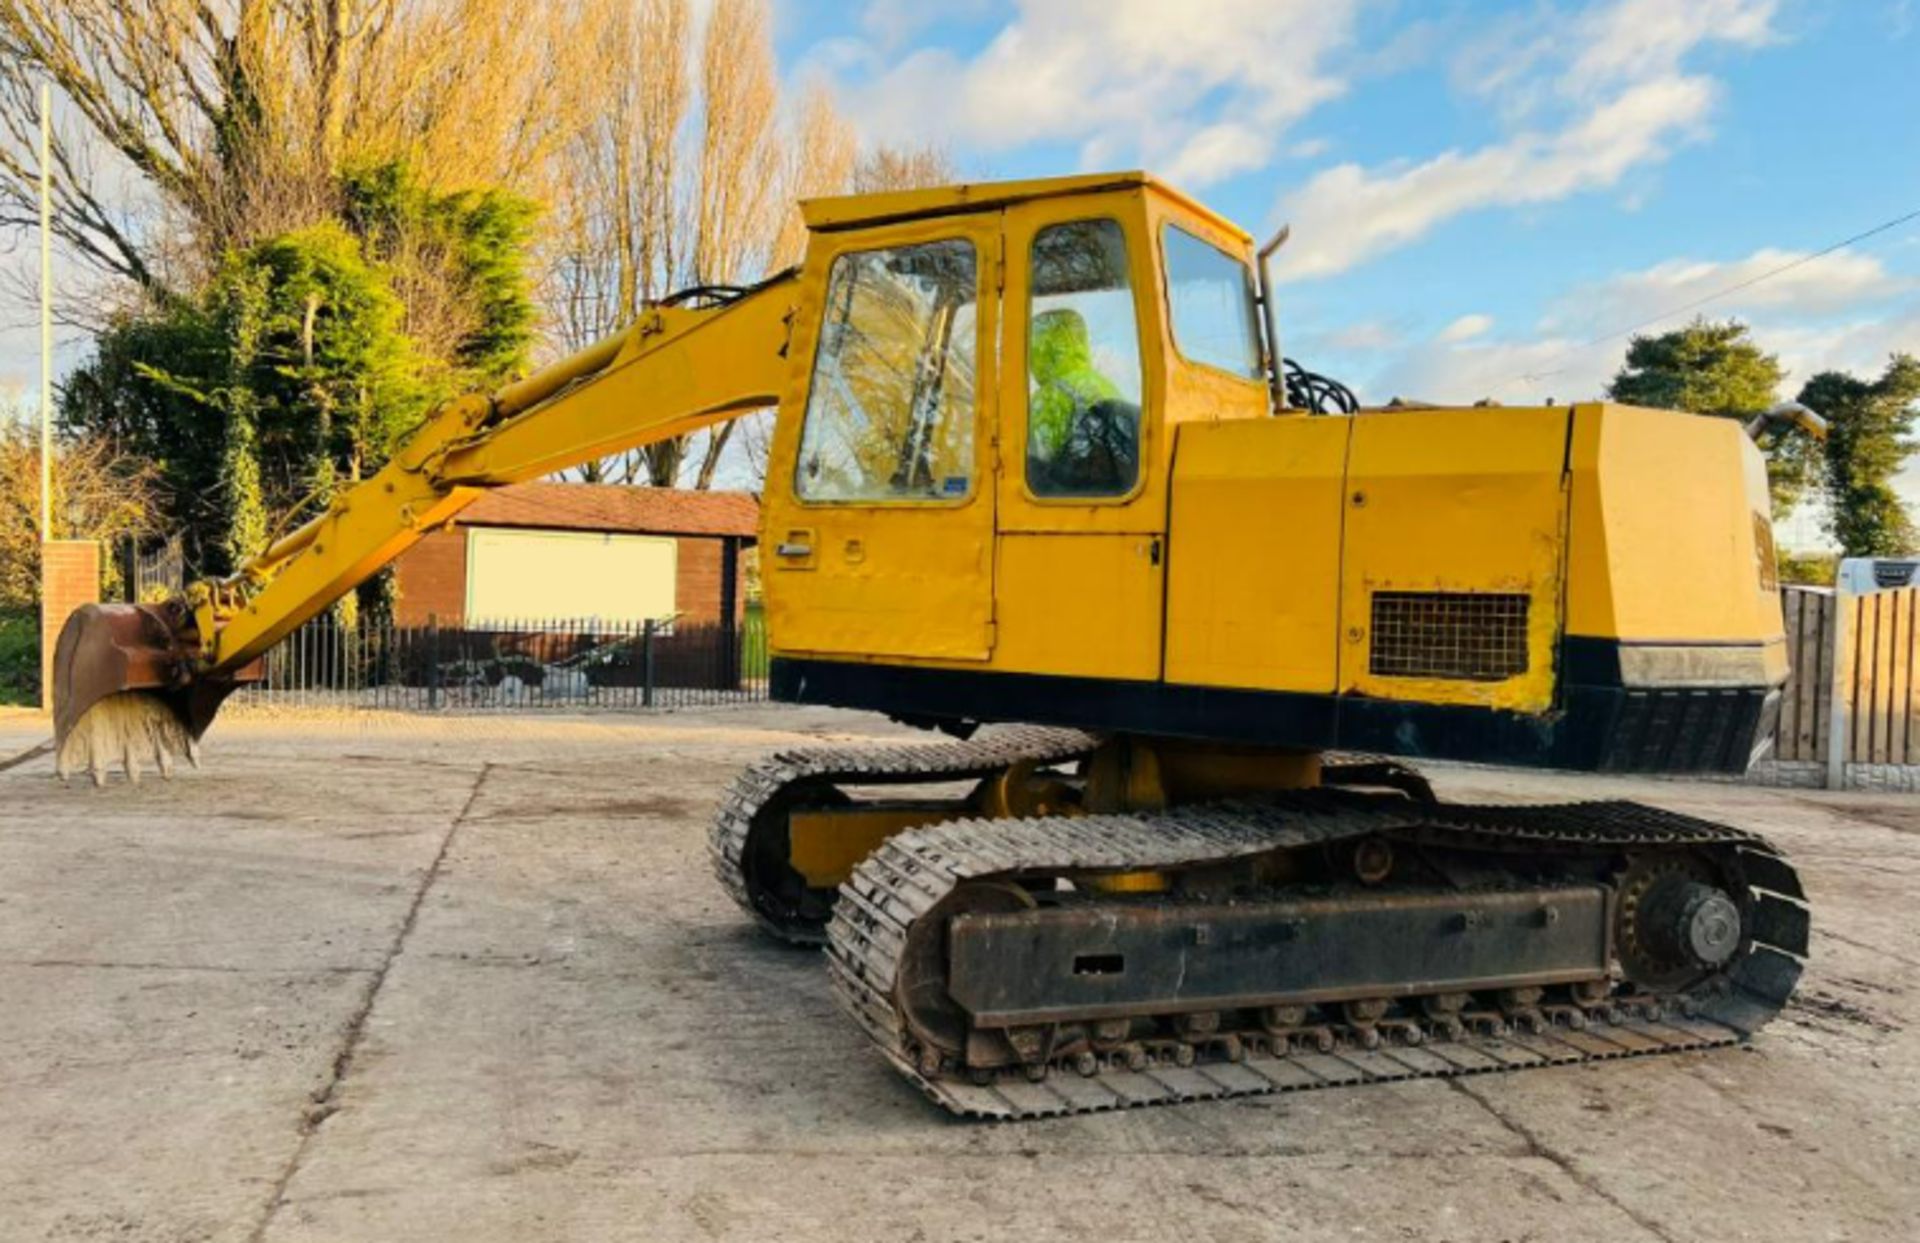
xmin=1029 ymin=308 xmax=1140 ymax=495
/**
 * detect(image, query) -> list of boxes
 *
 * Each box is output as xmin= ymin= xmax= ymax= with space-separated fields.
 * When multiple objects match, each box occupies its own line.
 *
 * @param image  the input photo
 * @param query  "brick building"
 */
xmin=391 ymin=482 xmax=757 ymax=627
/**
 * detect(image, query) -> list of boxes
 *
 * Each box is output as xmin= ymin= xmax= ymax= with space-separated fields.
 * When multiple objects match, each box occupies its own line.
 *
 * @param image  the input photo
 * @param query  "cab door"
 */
xmin=761 ymin=216 xmax=1001 ymax=660
xmin=992 ymin=196 xmax=1165 ymax=680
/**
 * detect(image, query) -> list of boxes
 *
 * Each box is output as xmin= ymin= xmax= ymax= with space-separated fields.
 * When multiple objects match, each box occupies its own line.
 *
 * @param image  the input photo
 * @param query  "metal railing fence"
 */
xmin=232 ymin=612 xmax=768 ymax=712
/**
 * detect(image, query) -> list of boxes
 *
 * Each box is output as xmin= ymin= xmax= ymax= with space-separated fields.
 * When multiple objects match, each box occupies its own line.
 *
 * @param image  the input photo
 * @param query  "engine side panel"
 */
xmin=1164 ymin=415 xmax=1350 ymax=693
xmin=1337 ymin=407 xmax=1570 ymax=713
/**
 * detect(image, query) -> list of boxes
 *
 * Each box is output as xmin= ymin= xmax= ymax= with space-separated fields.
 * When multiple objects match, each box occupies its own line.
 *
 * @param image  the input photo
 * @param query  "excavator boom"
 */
xmin=53 ymin=274 xmax=797 ymax=781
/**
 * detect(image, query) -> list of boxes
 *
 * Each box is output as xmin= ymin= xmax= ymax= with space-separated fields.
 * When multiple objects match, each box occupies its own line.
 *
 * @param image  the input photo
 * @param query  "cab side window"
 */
xmin=797 ymin=239 xmax=978 ymax=503
xmin=1162 ymin=224 xmax=1262 ymax=380
xmin=1026 ymin=219 xmax=1143 ymax=499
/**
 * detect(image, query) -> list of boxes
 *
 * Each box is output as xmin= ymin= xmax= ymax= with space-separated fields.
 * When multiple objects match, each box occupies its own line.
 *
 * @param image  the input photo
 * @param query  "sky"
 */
xmin=774 ymin=0 xmax=1920 ymax=548
xmin=5 ymin=0 xmax=1918 ymax=550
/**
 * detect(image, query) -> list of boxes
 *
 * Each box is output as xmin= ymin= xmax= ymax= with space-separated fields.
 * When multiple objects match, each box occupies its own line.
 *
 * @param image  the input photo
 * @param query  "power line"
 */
xmin=1511 ymin=204 xmax=1920 ymax=386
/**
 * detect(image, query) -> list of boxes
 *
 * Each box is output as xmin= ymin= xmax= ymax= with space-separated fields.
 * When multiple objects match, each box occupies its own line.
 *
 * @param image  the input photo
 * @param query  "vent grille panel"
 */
xmin=1370 ymin=591 xmax=1531 ymax=682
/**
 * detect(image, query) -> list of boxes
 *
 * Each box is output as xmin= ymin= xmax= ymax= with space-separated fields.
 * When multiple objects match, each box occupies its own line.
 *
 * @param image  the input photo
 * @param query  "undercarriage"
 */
xmin=709 ymin=728 xmax=1806 ymax=1119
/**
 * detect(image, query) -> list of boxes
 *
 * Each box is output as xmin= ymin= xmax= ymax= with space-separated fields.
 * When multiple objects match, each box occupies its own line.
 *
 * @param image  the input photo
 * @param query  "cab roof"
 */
xmin=800 ymin=171 xmax=1250 ymax=244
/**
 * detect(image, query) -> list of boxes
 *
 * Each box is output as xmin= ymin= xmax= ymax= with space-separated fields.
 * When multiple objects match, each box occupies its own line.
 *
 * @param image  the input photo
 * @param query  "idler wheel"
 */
xmin=1616 ymin=853 xmax=1742 ymax=989
xmin=1642 ymin=878 xmax=1743 ymax=971
xmin=898 ymin=881 xmax=1038 ymax=1060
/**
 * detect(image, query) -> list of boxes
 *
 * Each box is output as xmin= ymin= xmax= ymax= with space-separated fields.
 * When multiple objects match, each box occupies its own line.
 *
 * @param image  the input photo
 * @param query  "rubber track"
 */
xmin=707 ymin=726 xmax=1099 ymax=943
xmin=825 ymin=792 xmax=1807 ymax=1120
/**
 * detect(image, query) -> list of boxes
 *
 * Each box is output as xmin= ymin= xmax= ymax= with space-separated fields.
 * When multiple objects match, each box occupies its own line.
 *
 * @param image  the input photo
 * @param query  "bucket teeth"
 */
xmin=54 ymin=692 xmax=197 ymax=787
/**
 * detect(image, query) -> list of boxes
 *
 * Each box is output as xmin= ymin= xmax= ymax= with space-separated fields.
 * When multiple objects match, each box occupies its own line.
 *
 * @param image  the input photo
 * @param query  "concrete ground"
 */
xmin=1 ymin=703 xmax=1915 ymax=1243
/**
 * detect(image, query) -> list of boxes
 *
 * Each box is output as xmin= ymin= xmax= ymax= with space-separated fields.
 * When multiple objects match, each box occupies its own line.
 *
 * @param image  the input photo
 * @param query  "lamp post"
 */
xmin=37 ymin=82 xmax=56 ymax=711
xmin=39 ymin=81 xmax=51 ymax=542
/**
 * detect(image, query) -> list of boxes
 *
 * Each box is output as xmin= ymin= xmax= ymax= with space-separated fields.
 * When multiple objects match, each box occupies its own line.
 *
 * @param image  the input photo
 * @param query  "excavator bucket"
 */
xmin=51 ymin=602 xmax=241 ymax=786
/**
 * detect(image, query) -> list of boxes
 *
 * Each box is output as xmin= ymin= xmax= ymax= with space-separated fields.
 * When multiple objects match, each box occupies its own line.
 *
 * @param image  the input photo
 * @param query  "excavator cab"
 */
xmin=759 ymin=176 xmax=1269 ymax=684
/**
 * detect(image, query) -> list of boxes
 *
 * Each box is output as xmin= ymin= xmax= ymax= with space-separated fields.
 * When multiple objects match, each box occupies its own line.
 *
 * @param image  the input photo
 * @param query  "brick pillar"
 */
xmin=39 ymin=539 xmax=101 ymax=710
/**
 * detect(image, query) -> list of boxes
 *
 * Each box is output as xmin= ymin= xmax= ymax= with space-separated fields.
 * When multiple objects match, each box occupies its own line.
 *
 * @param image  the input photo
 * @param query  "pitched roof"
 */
xmin=458 ymin=482 xmax=759 ymax=538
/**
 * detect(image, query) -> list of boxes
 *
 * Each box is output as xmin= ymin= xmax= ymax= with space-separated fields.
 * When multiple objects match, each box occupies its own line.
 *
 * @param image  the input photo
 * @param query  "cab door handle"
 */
xmin=775 ymin=528 xmax=816 ymax=565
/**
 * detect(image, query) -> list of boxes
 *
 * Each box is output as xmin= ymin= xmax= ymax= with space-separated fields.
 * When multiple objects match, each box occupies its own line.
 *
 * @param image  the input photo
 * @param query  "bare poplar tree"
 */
xmin=687 ymin=0 xmax=777 ymax=286
xmin=680 ymin=0 xmax=782 ymax=489
xmin=852 ymin=143 xmax=957 ymax=195
xmin=771 ymin=85 xmax=855 ymax=280
xmin=0 ymin=0 xmax=573 ymax=316
xmin=541 ymin=0 xmax=691 ymax=484
xmin=547 ymin=0 xmax=806 ymax=488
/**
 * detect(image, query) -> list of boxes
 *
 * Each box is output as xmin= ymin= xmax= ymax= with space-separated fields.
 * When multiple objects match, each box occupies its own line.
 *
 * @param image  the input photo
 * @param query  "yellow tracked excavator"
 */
xmin=52 ymin=172 xmax=1815 ymax=1118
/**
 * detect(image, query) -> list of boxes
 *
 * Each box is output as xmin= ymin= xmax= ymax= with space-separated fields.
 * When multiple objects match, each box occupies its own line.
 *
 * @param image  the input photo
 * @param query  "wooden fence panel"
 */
xmin=1854 ymin=593 xmax=1879 ymax=763
xmin=1804 ymin=584 xmax=1920 ymax=769
xmin=1777 ymin=590 xmax=1803 ymax=760
xmin=1902 ymin=591 xmax=1918 ymax=765
xmin=1876 ymin=594 xmax=1890 ymax=763
xmin=1889 ymin=595 xmax=1904 ymax=768
xmin=1775 ymin=587 xmax=1832 ymax=763
xmin=1811 ymin=591 xmax=1836 ymax=763
xmin=1906 ymin=592 xmax=1920 ymax=765
xmin=1762 ymin=585 xmax=1920 ymax=774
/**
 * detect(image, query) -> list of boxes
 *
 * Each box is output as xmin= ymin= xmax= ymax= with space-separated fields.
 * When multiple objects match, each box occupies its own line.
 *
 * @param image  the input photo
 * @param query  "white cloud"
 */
xmin=1277 ymin=0 xmax=1777 ymax=280
xmin=1368 ymin=334 xmax=1604 ymax=406
xmin=1351 ymin=243 xmax=1920 ymax=408
xmin=1162 ymin=122 xmax=1272 ymax=187
xmin=1277 ymin=77 xmax=1715 ymax=279
xmin=1563 ymin=0 xmax=1776 ymax=93
xmin=1759 ymin=303 xmax=1920 ymax=391
xmin=856 ymin=0 xmax=995 ymax=50
xmin=826 ymin=0 xmax=1363 ymax=187
xmin=1437 ymin=314 xmax=1493 ymax=343
xmin=1319 ymin=320 xmax=1400 ymax=352
xmin=1560 ymin=247 xmax=1912 ymax=329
